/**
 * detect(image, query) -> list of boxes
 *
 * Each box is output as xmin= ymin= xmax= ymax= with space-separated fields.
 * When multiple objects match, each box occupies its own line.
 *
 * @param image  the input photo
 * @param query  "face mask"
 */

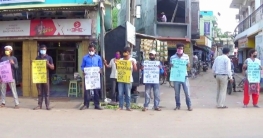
xmin=5 ymin=51 xmax=10 ymax=55
xmin=253 ymin=55 xmax=257 ymax=58
xmin=150 ymin=57 xmax=155 ymax=60
xmin=40 ymin=50 xmax=46 ymax=55
xmin=115 ymin=54 xmax=120 ymax=59
xmin=123 ymin=52 xmax=128 ymax=56
xmin=89 ymin=51 xmax=95 ymax=55
xmin=177 ymin=49 xmax=183 ymax=54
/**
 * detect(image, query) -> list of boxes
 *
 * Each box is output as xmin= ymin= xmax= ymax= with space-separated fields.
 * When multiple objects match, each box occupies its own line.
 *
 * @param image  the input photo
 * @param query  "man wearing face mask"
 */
xmin=33 ymin=44 xmax=54 ymax=110
xmin=104 ymin=51 xmax=121 ymax=103
xmin=170 ymin=43 xmax=193 ymax=111
xmin=80 ymin=45 xmax=103 ymax=110
xmin=0 ymin=45 xmax=19 ymax=109
xmin=142 ymin=50 xmax=164 ymax=111
xmin=117 ymin=46 xmax=137 ymax=111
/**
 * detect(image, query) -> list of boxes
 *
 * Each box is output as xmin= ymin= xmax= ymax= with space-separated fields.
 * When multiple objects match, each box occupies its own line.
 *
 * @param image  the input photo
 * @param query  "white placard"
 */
xmin=84 ymin=67 xmax=101 ymax=90
xmin=126 ymin=21 xmax=135 ymax=45
xmin=143 ymin=61 xmax=160 ymax=84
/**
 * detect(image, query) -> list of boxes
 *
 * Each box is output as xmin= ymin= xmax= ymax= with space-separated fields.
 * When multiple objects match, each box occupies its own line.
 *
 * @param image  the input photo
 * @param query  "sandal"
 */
xmin=154 ymin=107 xmax=161 ymax=111
xmin=33 ymin=106 xmax=42 ymax=110
xmin=0 ymin=103 xmax=5 ymax=108
xmin=142 ymin=108 xmax=147 ymax=111
xmin=126 ymin=108 xmax=132 ymax=111
xmin=217 ymin=106 xmax=228 ymax=109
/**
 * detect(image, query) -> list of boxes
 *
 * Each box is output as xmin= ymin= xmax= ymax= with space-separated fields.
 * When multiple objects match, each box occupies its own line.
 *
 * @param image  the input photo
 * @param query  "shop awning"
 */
xmin=0 ymin=4 xmax=98 ymax=13
xmin=135 ymin=33 xmax=190 ymax=42
xmin=193 ymin=45 xmax=209 ymax=52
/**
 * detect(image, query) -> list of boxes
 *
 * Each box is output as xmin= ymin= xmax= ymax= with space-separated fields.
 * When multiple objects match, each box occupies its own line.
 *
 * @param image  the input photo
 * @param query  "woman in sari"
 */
xmin=242 ymin=49 xmax=262 ymax=108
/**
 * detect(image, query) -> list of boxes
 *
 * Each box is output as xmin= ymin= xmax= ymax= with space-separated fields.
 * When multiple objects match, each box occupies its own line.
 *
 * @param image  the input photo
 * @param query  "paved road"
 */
xmin=1 ymin=70 xmax=263 ymax=138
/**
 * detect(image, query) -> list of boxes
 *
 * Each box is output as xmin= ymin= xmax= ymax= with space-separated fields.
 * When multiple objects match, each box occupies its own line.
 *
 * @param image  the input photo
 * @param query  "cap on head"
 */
xmin=4 ymin=45 xmax=13 ymax=51
xmin=149 ymin=50 xmax=156 ymax=55
xmin=161 ymin=12 xmax=165 ymax=15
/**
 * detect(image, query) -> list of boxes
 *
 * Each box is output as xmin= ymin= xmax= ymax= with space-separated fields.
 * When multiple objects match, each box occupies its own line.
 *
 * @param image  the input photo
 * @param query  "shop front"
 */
xmin=237 ymin=37 xmax=255 ymax=67
xmin=194 ymin=36 xmax=212 ymax=62
xmin=0 ymin=17 xmax=97 ymax=97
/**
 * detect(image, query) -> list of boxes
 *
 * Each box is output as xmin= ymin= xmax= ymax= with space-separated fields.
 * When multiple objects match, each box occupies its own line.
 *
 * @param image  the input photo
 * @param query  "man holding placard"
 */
xmin=80 ymin=45 xmax=103 ymax=110
xmin=170 ymin=43 xmax=192 ymax=111
xmin=33 ymin=45 xmax=54 ymax=110
xmin=141 ymin=50 xmax=164 ymax=111
xmin=242 ymin=49 xmax=262 ymax=108
xmin=116 ymin=46 xmax=137 ymax=111
xmin=0 ymin=45 xmax=20 ymax=109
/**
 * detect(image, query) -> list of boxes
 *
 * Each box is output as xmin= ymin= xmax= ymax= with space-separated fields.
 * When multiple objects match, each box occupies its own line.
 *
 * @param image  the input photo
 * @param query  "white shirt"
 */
xmin=109 ymin=58 xmax=117 ymax=79
xmin=170 ymin=53 xmax=190 ymax=76
xmin=161 ymin=15 xmax=167 ymax=22
xmin=120 ymin=57 xmax=137 ymax=82
xmin=212 ymin=54 xmax=232 ymax=79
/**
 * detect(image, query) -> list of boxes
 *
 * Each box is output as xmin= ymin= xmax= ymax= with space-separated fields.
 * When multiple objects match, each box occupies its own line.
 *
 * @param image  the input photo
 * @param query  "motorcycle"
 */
xmin=202 ymin=61 xmax=209 ymax=72
xmin=227 ymin=73 xmax=236 ymax=95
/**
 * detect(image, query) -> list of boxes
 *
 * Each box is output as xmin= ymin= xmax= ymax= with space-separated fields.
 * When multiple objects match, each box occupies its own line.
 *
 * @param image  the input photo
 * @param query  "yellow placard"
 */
xmin=116 ymin=60 xmax=131 ymax=83
xmin=32 ymin=60 xmax=47 ymax=83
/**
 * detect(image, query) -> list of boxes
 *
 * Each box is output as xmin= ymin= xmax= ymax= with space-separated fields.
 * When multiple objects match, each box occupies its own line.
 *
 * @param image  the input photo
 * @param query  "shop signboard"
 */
xmin=0 ymin=19 xmax=92 ymax=36
xmin=0 ymin=0 xmax=45 ymax=4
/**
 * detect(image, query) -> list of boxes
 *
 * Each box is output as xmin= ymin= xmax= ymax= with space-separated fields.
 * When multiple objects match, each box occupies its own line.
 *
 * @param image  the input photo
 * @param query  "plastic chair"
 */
xmin=68 ymin=80 xmax=80 ymax=97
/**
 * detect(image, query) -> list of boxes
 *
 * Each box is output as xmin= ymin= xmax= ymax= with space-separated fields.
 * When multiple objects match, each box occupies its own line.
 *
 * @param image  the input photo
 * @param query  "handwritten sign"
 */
xmin=116 ymin=60 xmax=131 ymax=83
xmin=143 ymin=61 xmax=160 ymax=84
xmin=0 ymin=61 xmax=13 ymax=83
xmin=32 ymin=60 xmax=47 ymax=83
xmin=169 ymin=59 xmax=187 ymax=82
xmin=247 ymin=62 xmax=261 ymax=83
xmin=84 ymin=67 xmax=101 ymax=90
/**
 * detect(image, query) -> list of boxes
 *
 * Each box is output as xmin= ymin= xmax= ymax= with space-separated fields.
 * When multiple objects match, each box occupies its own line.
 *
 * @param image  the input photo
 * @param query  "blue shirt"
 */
xmin=81 ymin=54 xmax=102 ymax=71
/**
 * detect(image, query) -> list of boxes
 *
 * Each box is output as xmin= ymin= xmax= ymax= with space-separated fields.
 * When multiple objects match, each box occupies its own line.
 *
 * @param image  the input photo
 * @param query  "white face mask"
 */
xmin=89 ymin=52 xmax=95 ymax=55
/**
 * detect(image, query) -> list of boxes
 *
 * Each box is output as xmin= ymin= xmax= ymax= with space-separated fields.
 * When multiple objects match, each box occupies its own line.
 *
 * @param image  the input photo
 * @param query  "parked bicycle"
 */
xmin=159 ymin=65 xmax=174 ymax=88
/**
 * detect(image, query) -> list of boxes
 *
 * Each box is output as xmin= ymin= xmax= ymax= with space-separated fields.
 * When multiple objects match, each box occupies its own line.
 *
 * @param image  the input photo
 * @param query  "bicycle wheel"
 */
xmin=159 ymin=75 xmax=165 ymax=85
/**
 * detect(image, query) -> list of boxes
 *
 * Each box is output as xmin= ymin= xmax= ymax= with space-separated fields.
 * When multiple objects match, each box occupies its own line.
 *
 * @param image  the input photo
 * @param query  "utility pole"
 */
xmin=125 ymin=0 xmax=131 ymax=47
xmin=99 ymin=0 xmax=106 ymax=100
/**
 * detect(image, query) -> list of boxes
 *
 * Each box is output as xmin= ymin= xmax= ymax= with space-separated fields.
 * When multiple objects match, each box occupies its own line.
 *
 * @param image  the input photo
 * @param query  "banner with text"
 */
xmin=247 ymin=62 xmax=261 ymax=83
xmin=84 ymin=67 xmax=101 ymax=90
xmin=0 ymin=61 xmax=13 ymax=83
xmin=32 ymin=60 xmax=47 ymax=83
xmin=116 ymin=60 xmax=131 ymax=83
xmin=0 ymin=19 xmax=91 ymax=37
xmin=143 ymin=61 xmax=160 ymax=84
xmin=170 ymin=59 xmax=187 ymax=82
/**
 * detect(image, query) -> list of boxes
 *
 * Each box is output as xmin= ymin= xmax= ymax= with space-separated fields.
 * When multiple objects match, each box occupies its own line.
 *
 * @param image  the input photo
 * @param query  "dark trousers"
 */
xmin=36 ymin=79 xmax=50 ymax=108
xmin=84 ymin=89 xmax=100 ymax=108
xmin=111 ymin=78 xmax=118 ymax=102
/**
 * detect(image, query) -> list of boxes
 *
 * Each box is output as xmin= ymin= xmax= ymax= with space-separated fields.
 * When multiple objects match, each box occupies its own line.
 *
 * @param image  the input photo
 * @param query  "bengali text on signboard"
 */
xmin=116 ymin=60 xmax=131 ymax=83
xmin=32 ymin=60 xmax=47 ymax=83
xmin=0 ymin=60 xmax=13 ymax=83
xmin=143 ymin=61 xmax=160 ymax=84
xmin=169 ymin=59 xmax=187 ymax=82
xmin=84 ymin=67 xmax=101 ymax=90
xmin=247 ymin=62 xmax=261 ymax=83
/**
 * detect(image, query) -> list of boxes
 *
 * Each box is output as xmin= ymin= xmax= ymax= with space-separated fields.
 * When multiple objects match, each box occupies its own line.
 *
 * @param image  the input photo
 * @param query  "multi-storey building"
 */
xmin=0 ymin=0 xmax=112 ymax=97
xmin=230 ymin=0 xmax=263 ymax=66
xmin=118 ymin=0 xmax=199 ymax=62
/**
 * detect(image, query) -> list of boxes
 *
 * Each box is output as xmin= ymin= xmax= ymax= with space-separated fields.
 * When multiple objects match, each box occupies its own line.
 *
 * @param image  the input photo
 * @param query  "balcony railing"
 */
xmin=234 ymin=4 xmax=263 ymax=36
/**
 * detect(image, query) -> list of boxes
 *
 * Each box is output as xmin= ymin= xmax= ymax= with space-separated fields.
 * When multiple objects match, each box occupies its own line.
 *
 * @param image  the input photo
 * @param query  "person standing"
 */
xmin=160 ymin=12 xmax=167 ymax=22
xmin=242 ymin=49 xmax=262 ymax=108
xmin=0 ymin=45 xmax=20 ymax=109
xmin=142 ymin=50 xmax=163 ymax=111
xmin=117 ymin=46 xmax=137 ymax=111
xmin=170 ymin=43 xmax=192 ymax=111
xmin=104 ymin=51 xmax=121 ymax=103
xmin=80 ymin=45 xmax=103 ymax=110
xmin=33 ymin=45 xmax=54 ymax=110
xmin=212 ymin=47 xmax=233 ymax=109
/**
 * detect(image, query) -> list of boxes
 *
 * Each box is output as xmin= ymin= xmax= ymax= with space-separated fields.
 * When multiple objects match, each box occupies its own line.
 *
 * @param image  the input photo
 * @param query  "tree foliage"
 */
xmin=112 ymin=7 xmax=118 ymax=28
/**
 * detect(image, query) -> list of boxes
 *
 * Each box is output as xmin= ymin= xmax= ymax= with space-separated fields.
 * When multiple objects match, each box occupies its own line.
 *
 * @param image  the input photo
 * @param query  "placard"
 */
xmin=143 ymin=61 xmax=160 ymax=84
xmin=170 ymin=59 xmax=187 ymax=82
xmin=0 ymin=61 xmax=13 ymax=83
xmin=84 ymin=67 xmax=101 ymax=90
xmin=247 ymin=62 xmax=261 ymax=83
xmin=116 ymin=60 xmax=131 ymax=83
xmin=32 ymin=60 xmax=47 ymax=83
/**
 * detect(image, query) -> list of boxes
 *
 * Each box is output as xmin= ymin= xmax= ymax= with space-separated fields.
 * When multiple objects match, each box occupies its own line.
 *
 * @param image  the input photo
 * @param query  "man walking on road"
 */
xmin=80 ymin=45 xmax=103 ymax=110
xmin=142 ymin=50 xmax=164 ymax=111
xmin=170 ymin=43 xmax=192 ymax=111
xmin=33 ymin=44 xmax=54 ymax=110
xmin=212 ymin=47 xmax=233 ymax=109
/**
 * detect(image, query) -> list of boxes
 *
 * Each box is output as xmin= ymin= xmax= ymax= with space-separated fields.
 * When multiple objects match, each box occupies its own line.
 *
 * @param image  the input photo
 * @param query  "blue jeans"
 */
xmin=173 ymin=78 xmax=191 ymax=107
xmin=118 ymin=82 xmax=132 ymax=109
xmin=144 ymin=84 xmax=160 ymax=108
